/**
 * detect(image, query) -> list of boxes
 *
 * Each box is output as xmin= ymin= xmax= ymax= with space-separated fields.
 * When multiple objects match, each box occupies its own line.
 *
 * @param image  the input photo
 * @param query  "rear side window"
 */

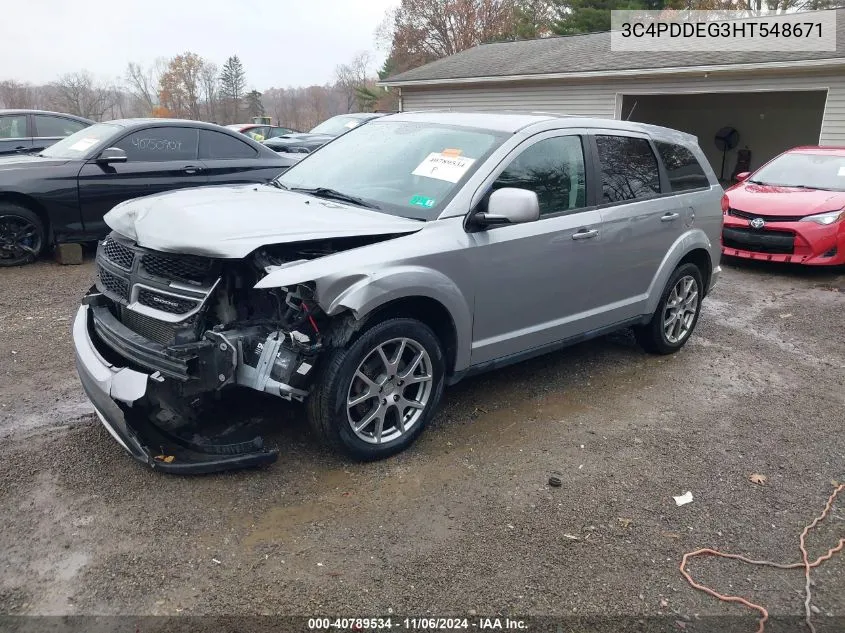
xmin=595 ymin=135 xmax=660 ymax=203
xmin=0 ymin=115 xmax=27 ymax=139
xmin=655 ymin=141 xmax=710 ymax=192
xmin=492 ymin=135 xmax=587 ymax=216
xmin=199 ymin=129 xmax=258 ymax=159
xmin=34 ymin=115 xmax=88 ymax=138
xmin=115 ymin=127 xmax=198 ymax=162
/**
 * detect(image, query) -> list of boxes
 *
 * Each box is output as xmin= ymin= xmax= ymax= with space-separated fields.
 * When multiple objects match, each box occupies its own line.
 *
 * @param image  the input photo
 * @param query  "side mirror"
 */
xmin=96 ymin=147 xmax=127 ymax=164
xmin=735 ymin=171 xmax=751 ymax=183
xmin=473 ymin=188 xmax=540 ymax=228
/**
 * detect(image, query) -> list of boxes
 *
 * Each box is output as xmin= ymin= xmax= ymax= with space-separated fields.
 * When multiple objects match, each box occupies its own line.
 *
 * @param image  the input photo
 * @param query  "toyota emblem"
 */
xmin=750 ymin=217 xmax=765 ymax=229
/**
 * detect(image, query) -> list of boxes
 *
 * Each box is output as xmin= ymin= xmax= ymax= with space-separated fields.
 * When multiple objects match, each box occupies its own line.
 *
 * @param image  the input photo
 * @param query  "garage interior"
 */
xmin=621 ymin=90 xmax=828 ymax=184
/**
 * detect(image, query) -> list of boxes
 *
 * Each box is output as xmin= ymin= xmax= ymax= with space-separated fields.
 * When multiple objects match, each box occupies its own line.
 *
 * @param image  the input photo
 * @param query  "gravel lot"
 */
xmin=0 ymin=255 xmax=843 ymax=626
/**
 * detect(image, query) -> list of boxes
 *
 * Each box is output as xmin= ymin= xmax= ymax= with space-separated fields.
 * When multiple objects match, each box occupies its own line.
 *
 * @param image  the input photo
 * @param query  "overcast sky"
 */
xmin=2 ymin=0 xmax=396 ymax=89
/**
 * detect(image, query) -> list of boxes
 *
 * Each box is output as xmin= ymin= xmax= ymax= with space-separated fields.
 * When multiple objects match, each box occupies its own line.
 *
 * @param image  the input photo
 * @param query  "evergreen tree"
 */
xmin=245 ymin=89 xmax=264 ymax=119
xmin=553 ymin=0 xmax=647 ymax=35
xmin=219 ymin=55 xmax=246 ymax=122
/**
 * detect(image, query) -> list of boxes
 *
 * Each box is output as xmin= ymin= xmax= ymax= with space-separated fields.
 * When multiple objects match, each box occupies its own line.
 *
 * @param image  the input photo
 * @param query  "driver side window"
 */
xmin=492 ymin=135 xmax=587 ymax=216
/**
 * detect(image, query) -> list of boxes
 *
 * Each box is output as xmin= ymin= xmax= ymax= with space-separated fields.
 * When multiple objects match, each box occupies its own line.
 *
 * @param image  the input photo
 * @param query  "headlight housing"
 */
xmin=799 ymin=209 xmax=844 ymax=225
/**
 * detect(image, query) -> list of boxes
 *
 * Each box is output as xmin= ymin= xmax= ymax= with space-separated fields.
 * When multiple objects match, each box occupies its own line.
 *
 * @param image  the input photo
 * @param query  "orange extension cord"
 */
xmin=680 ymin=483 xmax=844 ymax=633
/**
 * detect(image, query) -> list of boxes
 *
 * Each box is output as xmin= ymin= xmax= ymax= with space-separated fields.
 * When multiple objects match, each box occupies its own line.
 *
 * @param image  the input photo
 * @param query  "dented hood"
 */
xmin=104 ymin=184 xmax=424 ymax=258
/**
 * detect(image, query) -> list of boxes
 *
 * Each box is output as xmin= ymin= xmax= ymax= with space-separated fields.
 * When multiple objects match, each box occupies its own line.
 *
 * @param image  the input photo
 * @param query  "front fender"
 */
xmin=328 ymin=266 xmax=473 ymax=372
xmin=645 ymin=228 xmax=715 ymax=315
xmin=255 ymin=262 xmax=474 ymax=372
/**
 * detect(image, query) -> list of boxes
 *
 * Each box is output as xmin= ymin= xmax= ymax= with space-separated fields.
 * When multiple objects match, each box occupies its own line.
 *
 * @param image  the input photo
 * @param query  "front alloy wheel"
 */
xmin=308 ymin=318 xmax=445 ymax=460
xmin=347 ymin=337 xmax=434 ymax=444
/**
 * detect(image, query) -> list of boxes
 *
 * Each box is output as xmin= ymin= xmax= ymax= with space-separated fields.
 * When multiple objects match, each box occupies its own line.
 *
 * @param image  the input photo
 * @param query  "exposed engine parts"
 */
xmin=91 ymin=234 xmax=351 ymax=407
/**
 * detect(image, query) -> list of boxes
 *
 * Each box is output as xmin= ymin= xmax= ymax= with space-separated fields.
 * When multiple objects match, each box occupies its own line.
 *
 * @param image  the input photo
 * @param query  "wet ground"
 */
xmin=0 ymin=255 xmax=843 ymax=625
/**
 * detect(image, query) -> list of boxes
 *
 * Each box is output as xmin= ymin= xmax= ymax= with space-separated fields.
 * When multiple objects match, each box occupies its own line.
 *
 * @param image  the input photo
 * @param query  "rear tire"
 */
xmin=0 ymin=203 xmax=45 ymax=267
xmin=307 ymin=317 xmax=446 ymax=460
xmin=634 ymin=263 xmax=704 ymax=355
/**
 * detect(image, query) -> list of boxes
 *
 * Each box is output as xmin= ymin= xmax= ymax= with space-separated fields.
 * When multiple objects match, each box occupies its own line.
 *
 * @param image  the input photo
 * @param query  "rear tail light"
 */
xmin=721 ymin=194 xmax=730 ymax=214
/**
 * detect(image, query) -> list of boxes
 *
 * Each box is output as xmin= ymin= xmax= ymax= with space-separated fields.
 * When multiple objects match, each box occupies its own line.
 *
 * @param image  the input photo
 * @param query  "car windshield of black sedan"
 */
xmin=39 ymin=123 xmax=119 ymax=159
xmin=309 ymin=115 xmax=370 ymax=136
xmin=276 ymin=121 xmax=505 ymax=220
xmin=750 ymin=152 xmax=845 ymax=191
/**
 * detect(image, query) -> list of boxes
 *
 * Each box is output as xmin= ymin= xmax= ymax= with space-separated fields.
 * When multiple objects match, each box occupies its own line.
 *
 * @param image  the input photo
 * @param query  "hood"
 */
xmin=264 ymin=133 xmax=335 ymax=151
xmin=726 ymin=182 xmax=845 ymax=217
xmin=105 ymin=184 xmax=424 ymax=258
xmin=0 ymin=154 xmax=71 ymax=172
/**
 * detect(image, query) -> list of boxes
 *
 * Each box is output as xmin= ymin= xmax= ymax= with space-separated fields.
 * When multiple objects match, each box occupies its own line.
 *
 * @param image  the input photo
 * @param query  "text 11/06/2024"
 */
xmin=307 ymin=617 xmax=528 ymax=630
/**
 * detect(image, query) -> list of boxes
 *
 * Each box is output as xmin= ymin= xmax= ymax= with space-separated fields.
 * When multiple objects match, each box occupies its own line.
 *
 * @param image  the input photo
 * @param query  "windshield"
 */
xmin=277 ymin=120 xmax=506 ymax=220
xmin=309 ymin=115 xmax=372 ymax=136
xmin=39 ymin=123 xmax=119 ymax=159
xmin=750 ymin=152 xmax=845 ymax=191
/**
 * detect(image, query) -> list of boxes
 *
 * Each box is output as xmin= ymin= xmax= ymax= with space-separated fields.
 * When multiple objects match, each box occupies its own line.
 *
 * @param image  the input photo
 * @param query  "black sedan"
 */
xmin=0 ymin=109 xmax=93 ymax=156
xmin=262 ymin=112 xmax=385 ymax=155
xmin=0 ymin=119 xmax=295 ymax=266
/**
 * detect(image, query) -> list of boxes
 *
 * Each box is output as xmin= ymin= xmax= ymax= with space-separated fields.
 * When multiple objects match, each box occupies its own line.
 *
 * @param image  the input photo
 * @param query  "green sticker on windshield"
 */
xmin=410 ymin=195 xmax=436 ymax=209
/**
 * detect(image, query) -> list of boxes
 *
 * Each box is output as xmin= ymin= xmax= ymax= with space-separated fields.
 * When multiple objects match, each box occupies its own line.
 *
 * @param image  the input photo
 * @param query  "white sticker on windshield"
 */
xmin=69 ymin=137 xmax=99 ymax=152
xmin=838 ymin=165 xmax=845 ymax=176
xmin=344 ymin=121 xmax=359 ymax=129
xmin=412 ymin=152 xmax=476 ymax=183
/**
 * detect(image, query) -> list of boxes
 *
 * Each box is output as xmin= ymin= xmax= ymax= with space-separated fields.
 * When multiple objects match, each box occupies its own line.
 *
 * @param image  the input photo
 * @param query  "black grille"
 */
xmin=97 ymin=266 xmax=130 ymax=301
xmin=101 ymin=236 xmax=135 ymax=269
xmin=121 ymin=307 xmax=182 ymax=345
xmin=136 ymin=287 xmax=199 ymax=315
xmin=141 ymin=252 xmax=214 ymax=284
xmin=723 ymin=227 xmax=795 ymax=254
xmin=728 ymin=208 xmax=805 ymax=223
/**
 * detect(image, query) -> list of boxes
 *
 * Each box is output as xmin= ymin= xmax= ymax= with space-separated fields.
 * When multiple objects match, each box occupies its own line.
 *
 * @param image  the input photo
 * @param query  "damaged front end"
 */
xmin=73 ymin=232 xmax=359 ymax=473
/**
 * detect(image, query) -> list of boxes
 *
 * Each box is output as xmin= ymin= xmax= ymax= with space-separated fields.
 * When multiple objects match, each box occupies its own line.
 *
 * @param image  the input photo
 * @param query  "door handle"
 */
xmin=661 ymin=212 xmax=680 ymax=222
xmin=182 ymin=165 xmax=203 ymax=174
xmin=572 ymin=228 xmax=599 ymax=240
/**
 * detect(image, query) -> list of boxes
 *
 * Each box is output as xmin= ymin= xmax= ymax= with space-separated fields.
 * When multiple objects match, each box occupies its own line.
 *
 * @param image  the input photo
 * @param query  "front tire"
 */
xmin=0 ymin=203 xmax=45 ymax=267
xmin=634 ymin=263 xmax=704 ymax=355
xmin=307 ymin=318 xmax=446 ymax=460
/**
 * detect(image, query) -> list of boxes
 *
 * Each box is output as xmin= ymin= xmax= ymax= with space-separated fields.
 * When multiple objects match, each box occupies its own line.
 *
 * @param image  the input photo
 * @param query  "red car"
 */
xmin=722 ymin=146 xmax=845 ymax=265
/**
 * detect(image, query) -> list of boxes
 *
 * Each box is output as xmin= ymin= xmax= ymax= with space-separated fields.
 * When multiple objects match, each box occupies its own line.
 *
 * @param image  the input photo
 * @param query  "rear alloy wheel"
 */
xmin=0 ymin=205 xmax=45 ymax=267
xmin=308 ymin=318 xmax=445 ymax=460
xmin=634 ymin=262 xmax=704 ymax=354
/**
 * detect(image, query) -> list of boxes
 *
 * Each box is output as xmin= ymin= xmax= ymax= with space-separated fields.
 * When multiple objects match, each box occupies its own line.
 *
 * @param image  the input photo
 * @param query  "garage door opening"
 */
xmin=620 ymin=90 xmax=827 ymax=183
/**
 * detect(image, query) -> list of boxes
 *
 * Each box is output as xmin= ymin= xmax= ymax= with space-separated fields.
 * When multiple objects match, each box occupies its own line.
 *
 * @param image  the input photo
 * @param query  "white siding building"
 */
xmin=381 ymin=10 xmax=845 ymax=178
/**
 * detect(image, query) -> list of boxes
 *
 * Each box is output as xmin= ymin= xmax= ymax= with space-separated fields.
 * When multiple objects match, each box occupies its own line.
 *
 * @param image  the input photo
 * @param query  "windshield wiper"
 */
xmin=267 ymin=180 xmax=288 ymax=190
xmin=291 ymin=187 xmax=380 ymax=210
xmin=777 ymin=184 xmax=837 ymax=191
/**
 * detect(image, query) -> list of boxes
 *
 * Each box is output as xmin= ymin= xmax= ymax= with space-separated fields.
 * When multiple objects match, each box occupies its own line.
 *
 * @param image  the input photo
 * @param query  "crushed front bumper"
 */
xmin=73 ymin=305 xmax=279 ymax=474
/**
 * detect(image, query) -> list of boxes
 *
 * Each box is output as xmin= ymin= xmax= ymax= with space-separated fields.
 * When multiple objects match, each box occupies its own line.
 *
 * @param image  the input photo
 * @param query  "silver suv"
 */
xmin=73 ymin=112 xmax=722 ymax=473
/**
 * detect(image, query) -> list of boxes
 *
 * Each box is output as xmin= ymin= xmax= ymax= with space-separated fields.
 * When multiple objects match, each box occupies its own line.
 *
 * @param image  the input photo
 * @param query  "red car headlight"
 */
xmin=799 ymin=209 xmax=844 ymax=225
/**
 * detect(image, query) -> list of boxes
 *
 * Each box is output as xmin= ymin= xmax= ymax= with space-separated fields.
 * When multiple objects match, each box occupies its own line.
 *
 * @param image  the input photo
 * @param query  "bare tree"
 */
xmin=335 ymin=51 xmax=373 ymax=112
xmin=125 ymin=60 xmax=166 ymax=116
xmin=49 ymin=72 xmax=118 ymax=120
xmin=382 ymin=0 xmax=518 ymax=73
xmin=200 ymin=61 xmax=219 ymax=122
xmin=0 ymin=80 xmax=37 ymax=109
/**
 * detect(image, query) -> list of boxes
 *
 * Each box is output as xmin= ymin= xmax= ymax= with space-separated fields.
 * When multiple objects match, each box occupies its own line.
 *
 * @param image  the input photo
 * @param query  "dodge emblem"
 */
xmin=750 ymin=217 xmax=765 ymax=229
